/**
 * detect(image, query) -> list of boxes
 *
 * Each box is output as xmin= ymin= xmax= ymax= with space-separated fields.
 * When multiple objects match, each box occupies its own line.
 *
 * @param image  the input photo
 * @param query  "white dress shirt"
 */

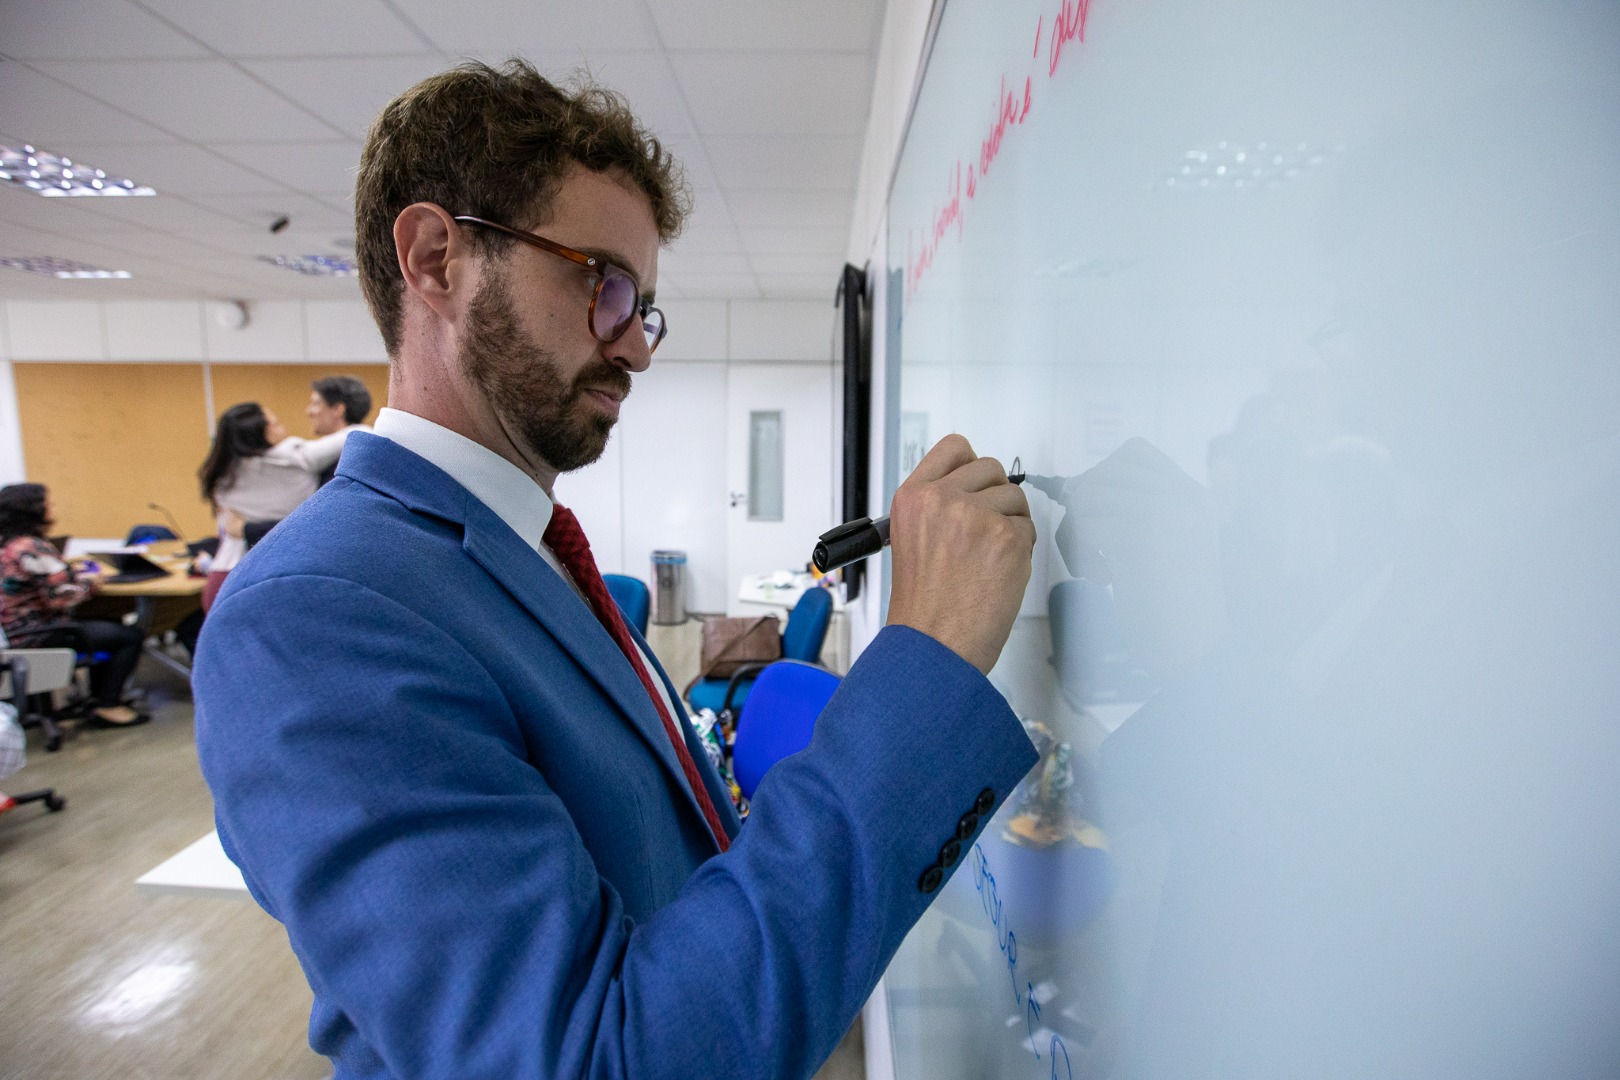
xmin=372 ymin=408 xmax=684 ymax=725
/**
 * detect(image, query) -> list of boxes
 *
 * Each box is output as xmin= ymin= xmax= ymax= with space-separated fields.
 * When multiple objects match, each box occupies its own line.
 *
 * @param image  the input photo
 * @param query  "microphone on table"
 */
xmin=811 ymin=457 xmax=1047 ymax=574
xmin=147 ymin=502 xmax=189 ymax=545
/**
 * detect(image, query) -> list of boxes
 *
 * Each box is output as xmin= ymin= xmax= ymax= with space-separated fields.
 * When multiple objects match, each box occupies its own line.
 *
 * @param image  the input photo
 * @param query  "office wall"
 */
xmin=13 ymin=362 xmax=215 ymax=540
xmin=208 ymin=364 xmax=390 ymax=443
xmin=0 ymin=297 xmax=836 ymax=608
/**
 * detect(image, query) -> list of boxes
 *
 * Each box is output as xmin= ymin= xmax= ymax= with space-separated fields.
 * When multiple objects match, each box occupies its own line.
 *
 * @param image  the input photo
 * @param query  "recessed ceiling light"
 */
xmin=256 ymin=254 xmax=358 ymax=277
xmin=0 ymin=256 xmax=132 ymax=279
xmin=0 ymin=143 xmax=156 ymax=197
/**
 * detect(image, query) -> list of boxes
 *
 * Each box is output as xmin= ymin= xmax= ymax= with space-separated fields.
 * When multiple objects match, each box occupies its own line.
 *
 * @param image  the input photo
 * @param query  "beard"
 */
xmin=458 ymin=267 xmax=631 ymax=473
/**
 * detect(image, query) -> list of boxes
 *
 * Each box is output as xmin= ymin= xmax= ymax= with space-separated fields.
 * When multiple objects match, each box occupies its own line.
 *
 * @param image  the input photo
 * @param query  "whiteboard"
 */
xmin=882 ymin=0 xmax=1620 ymax=1076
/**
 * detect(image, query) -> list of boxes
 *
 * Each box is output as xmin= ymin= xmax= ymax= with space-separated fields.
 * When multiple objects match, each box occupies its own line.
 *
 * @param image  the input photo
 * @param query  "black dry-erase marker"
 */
xmin=812 ymin=457 xmax=1030 ymax=574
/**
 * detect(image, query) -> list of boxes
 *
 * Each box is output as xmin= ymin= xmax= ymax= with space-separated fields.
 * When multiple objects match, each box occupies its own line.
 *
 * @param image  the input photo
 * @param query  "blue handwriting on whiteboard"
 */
xmin=970 ymin=843 xmax=1074 ymax=1080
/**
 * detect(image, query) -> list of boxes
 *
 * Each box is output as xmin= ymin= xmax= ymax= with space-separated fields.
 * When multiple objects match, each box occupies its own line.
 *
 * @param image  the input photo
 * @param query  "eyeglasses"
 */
xmin=453 ymin=215 xmax=667 ymax=354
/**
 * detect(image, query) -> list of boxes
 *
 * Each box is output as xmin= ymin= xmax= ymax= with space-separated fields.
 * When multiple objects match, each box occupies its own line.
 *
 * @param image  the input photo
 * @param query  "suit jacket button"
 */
xmin=974 ymin=787 xmax=996 ymax=815
xmin=918 ymin=864 xmax=944 ymax=894
xmin=955 ymin=812 xmax=979 ymax=840
xmin=938 ymin=838 xmax=962 ymax=867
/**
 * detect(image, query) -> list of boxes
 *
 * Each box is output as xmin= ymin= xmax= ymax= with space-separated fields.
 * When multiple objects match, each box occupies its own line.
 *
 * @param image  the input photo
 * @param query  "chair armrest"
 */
xmin=720 ymin=661 xmax=774 ymax=716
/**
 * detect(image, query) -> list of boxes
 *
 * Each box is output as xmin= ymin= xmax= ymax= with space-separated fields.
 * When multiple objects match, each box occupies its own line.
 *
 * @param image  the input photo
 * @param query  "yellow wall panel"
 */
xmin=14 ymin=362 xmax=216 ymax=541
xmin=208 ymin=363 xmax=389 ymax=443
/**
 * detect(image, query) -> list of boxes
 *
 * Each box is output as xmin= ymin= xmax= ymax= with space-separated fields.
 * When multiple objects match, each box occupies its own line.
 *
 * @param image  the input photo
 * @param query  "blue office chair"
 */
xmin=730 ymin=660 xmax=841 ymax=799
xmin=687 ymin=586 xmax=835 ymax=716
xmin=125 ymin=524 xmax=177 ymax=546
xmin=603 ymin=574 xmax=651 ymax=636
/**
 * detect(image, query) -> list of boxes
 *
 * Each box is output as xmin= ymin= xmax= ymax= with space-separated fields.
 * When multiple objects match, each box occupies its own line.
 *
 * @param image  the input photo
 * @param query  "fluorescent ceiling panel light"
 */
xmin=256 ymin=254 xmax=358 ymax=277
xmin=0 ymin=143 xmax=157 ymax=197
xmin=0 ymin=256 xmax=132 ymax=279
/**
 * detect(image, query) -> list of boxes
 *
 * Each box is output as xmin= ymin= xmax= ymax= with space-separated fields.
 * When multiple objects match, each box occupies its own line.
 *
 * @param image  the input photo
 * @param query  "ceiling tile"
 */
xmin=0 ymin=62 xmax=177 ymax=146
xmin=210 ymin=141 xmax=362 ymax=196
xmin=0 ymin=0 xmax=208 ymax=60
xmin=670 ymin=272 xmax=761 ymax=298
xmin=666 ymin=223 xmax=743 ymax=256
xmin=45 ymin=142 xmax=288 ymax=196
xmin=71 ymin=193 xmax=244 ymax=233
xmin=33 ymin=60 xmax=342 ymax=142
xmin=183 ymin=193 xmax=353 ymax=233
xmin=520 ymin=50 xmax=696 ymax=142
xmin=703 ymin=135 xmax=861 ymax=190
xmin=738 ymin=224 xmax=847 ymax=254
xmin=137 ymin=0 xmax=431 ymax=57
xmin=670 ymin=50 xmax=873 ymax=135
xmin=748 ymin=253 xmax=843 ymax=276
xmin=647 ymin=0 xmax=883 ymax=50
xmin=659 ymin=251 xmax=749 ymax=278
xmin=756 ymin=273 xmax=835 ymax=299
xmin=243 ymin=56 xmax=447 ymax=140
xmin=724 ymin=188 xmax=854 ymax=229
xmin=390 ymin=0 xmax=657 ymax=54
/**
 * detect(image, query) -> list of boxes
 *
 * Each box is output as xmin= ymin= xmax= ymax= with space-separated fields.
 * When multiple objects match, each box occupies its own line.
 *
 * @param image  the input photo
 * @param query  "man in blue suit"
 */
xmin=194 ymin=59 xmax=1037 ymax=1080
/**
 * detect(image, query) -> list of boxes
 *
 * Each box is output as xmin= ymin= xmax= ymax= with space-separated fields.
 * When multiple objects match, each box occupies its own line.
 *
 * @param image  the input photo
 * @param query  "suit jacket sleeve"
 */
xmin=195 ymin=574 xmax=1036 ymax=1080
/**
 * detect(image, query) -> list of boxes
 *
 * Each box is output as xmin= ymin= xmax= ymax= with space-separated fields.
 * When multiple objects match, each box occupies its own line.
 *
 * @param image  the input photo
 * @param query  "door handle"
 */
xmin=729 ymin=491 xmax=747 ymax=508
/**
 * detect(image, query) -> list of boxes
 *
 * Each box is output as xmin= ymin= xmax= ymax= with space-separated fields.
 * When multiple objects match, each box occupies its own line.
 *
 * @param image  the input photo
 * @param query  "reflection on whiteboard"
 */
xmin=900 ymin=412 xmax=930 ymax=477
xmin=882 ymin=0 xmax=1620 ymax=1077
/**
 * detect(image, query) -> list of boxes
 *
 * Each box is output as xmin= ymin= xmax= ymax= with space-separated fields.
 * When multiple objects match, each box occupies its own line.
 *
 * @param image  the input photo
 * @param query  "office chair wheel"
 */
xmin=44 ymin=731 xmax=62 ymax=752
xmin=44 ymin=794 xmax=65 ymax=812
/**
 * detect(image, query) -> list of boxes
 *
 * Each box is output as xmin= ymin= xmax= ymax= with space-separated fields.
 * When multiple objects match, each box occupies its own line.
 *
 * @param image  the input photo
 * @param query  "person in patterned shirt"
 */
xmin=0 ymin=484 xmax=147 ymax=727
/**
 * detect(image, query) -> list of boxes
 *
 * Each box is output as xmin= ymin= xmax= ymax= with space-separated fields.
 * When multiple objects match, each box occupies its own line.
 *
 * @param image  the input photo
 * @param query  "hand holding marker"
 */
xmin=813 ymin=457 xmax=1055 ymax=573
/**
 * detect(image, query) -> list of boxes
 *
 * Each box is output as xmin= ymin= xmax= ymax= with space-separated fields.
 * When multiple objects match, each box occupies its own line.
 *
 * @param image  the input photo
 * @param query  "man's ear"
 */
xmin=394 ymin=203 xmax=473 ymax=324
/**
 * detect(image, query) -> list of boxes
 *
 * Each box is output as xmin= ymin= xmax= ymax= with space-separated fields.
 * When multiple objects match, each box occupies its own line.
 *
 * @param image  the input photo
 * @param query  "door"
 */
xmin=724 ymin=362 xmax=836 ymax=615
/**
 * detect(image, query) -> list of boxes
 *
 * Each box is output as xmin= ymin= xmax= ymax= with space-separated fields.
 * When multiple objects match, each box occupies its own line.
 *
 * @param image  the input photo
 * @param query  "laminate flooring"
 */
xmin=1 ymin=620 xmax=863 ymax=1080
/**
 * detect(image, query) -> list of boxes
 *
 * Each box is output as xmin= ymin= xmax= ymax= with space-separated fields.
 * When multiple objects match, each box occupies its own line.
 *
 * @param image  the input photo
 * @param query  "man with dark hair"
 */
xmin=193 ymin=59 xmax=1037 ymax=1080
xmin=308 ymin=375 xmax=374 ymax=434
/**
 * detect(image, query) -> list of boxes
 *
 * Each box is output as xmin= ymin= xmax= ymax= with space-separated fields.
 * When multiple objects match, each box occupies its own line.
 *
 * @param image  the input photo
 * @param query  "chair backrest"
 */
xmin=603 ymin=574 xmax=651 ymax=636
xmin=731 ymin=659 xmax=841 ymax=799
xmin=781 ymin=586 xmax=834 ymax=662
xmin=1 ymin=648 xmax=78 ymax=699
xmin=125 ymin=524 xmax=177 ymax=545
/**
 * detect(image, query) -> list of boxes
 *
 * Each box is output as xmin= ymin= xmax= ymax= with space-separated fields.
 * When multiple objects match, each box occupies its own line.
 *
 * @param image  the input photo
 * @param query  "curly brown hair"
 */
xmin=354 ymin=58 xmax=690 ymax=356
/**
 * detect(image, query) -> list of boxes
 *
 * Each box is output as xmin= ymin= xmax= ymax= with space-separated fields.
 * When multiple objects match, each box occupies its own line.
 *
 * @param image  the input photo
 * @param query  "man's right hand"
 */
xmin=886 ymin=435 xmax=1035 ymax=674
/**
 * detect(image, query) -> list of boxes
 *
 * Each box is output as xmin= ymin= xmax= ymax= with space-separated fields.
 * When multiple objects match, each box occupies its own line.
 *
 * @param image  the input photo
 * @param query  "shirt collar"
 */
xmin=372 ymin=407 xmax=553 ymax=550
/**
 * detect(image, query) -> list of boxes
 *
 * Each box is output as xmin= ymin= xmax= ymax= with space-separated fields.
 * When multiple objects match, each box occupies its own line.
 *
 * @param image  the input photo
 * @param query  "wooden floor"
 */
xmin=0 ymin=622 xmax=863 ymax=1080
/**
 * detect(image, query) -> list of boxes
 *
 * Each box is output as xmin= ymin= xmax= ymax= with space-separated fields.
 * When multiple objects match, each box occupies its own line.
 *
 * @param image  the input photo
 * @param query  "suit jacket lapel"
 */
xmin=466 ymin=498 xmax=728 ymax=843
xmin=339 ymin=434 xmax=716 ymax=842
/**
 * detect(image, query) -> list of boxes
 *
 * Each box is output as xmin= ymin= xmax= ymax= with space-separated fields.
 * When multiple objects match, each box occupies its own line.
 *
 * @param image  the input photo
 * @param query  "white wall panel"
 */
xmin=203 ymin=300 xmax=304 ymax=362
xmin=654 ymin=299 xmax=728 ymax=362
xmin=618 ymin=362 xmax=729 ymax=614
xmin=5 ymin=300 xmax=105 ymax=360
xmin=554 ymin=431 xmax=626 ymax=577
xmin=104 ymin=300 xmax=204 ymax=359
xmin=729 ymin=299 xmax=834 ymax=361
xmin=0 ymin=361 xmax=25 ymax=484
xmin=305 ymin=300 xmax=387 ymax=361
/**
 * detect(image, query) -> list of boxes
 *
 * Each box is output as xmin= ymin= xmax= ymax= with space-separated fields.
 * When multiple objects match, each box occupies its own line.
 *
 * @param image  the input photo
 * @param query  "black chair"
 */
xmin=2 ymin=651 xmax=71 ymax=815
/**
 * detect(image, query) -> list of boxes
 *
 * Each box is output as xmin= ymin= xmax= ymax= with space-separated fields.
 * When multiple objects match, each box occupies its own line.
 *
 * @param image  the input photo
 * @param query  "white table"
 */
xmin=736 ymin=572 xmax=845 ymax=612
xmin=136 ymin=830 xmax=249 ymax=899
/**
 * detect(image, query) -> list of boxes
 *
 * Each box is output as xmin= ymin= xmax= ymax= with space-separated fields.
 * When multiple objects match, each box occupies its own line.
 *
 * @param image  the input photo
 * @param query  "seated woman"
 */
xmin=0 ymin=483 xmax=147 ymax=727
xmin=198 ymin=402 xmax=347 ymax=611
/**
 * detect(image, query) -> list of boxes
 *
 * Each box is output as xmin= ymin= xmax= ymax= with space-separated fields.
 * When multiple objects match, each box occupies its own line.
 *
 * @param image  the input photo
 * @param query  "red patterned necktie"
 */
xmin=543 ymin=505 xmax=731 ymax=853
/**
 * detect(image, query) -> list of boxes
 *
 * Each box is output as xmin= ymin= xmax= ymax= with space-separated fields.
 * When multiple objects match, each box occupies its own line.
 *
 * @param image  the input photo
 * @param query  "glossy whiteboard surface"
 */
xmin=884 ymin=0 xmax=1619 ymax=1076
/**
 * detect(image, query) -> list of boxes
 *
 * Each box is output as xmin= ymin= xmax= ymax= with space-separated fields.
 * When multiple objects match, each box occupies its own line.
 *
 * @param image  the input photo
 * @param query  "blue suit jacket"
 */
xmin=194 ymin=433 xmax=1037 ymax=1080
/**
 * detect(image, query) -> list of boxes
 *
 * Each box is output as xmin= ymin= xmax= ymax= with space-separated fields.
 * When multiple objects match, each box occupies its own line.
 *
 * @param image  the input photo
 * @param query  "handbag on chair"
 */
xmin=684 ymin=616 xmax=781 ymax=696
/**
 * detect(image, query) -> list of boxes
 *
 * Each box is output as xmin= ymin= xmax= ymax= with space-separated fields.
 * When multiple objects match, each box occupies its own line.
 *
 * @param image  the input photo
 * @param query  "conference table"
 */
xmin=77 ymin=545 xmax=204 ymax=678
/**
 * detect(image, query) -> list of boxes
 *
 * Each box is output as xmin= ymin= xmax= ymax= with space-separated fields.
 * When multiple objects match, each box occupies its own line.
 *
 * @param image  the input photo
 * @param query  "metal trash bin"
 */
xmin=650 ymin=550 xmax=688 ymax=625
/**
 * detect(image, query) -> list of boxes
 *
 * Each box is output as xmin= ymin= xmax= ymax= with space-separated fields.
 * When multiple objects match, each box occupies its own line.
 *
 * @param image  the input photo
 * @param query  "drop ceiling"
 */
xmin=0 ymin=0 xmax=882 ymax=303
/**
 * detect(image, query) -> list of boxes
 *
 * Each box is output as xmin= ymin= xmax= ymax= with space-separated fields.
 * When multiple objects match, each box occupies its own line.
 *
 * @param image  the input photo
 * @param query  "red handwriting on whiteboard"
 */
xmin=907 ymin=160 xmax=965 ymax=302
xmin=1048 ymin=0 xmax=1091 ymax=77
xmin=904 ymin=0 xmax=1098 ymax=305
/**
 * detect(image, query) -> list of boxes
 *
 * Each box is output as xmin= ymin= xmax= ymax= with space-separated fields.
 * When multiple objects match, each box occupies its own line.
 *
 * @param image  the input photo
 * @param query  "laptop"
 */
xmin=91 ymin=551 xmax=172 ymax=585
